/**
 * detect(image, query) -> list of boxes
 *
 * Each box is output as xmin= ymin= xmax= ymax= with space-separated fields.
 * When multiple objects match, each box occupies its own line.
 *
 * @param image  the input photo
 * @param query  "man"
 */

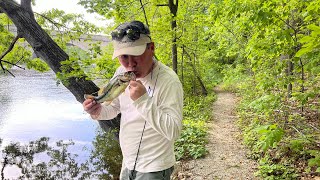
xmin=83 ymin=20 xmax=183 ymax=180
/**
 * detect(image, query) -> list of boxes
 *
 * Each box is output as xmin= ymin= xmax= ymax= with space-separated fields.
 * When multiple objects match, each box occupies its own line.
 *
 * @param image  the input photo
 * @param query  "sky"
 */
xmin=32 ymin=0 xmax=110 ymax=27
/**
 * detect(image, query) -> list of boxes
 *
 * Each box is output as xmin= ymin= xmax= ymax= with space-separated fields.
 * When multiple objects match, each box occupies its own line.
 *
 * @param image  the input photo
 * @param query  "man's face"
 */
xmin=118 ymin=43 xmax=154 ymax=78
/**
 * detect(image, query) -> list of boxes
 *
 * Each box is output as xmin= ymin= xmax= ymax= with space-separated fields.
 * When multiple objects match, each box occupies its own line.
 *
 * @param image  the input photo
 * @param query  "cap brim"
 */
xmin=112 ymin=44 xmax=147 ymax=59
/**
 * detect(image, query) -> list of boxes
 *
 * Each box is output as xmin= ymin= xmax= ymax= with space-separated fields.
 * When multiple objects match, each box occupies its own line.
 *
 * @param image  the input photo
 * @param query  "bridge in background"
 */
xmin=7 ymin=25 xmax=111 ymax=52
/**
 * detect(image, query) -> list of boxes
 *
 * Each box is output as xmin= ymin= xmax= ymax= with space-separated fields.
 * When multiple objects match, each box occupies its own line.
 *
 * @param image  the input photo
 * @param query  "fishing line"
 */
xmin=130 ymin=58 xmax=160 ymax=179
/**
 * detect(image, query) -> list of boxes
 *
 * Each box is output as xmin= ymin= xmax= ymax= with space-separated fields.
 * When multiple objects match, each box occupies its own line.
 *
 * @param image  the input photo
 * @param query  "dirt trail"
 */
xmin=174 ymin=89 xmax=259 ymax=180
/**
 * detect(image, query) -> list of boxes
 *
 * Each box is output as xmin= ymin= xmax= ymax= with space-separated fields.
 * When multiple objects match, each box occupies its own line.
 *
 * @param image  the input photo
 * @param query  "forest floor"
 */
xmin=173 ymin=87 xmax=259 ymax=180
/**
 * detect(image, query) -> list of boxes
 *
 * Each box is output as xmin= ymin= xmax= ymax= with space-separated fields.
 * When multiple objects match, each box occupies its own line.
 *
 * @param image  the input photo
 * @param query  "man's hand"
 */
xmin=129 ymin=80 xmax=147 ymax=101
xmin=83 ymin=99 xmax=102 ymax=118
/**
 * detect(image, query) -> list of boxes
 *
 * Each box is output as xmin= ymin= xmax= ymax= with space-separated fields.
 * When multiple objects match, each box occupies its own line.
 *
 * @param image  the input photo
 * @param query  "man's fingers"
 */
xmin=87 ymin=104 xmax=100 ymax=114
xmin=129 ymin=80 xmax=143 ymax=87
xmin=83 ymin=99 xmax=98 ymax=111
xmin=128 ymin=80 xmax=147 ymax=101
xmin=83 ymin=99 xmax=95 ymax=106
xmin=84 ymin=102 xmax=101 ymax=117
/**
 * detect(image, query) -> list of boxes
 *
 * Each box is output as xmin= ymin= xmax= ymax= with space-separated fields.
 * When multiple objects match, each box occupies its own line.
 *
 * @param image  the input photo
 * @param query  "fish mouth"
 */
xmin=127 ymin=70 xmax=136 ymax=74
xmin=127 ymin=71 xmax=137 ymax=80
xmin=118 ymin=71 xmax=136 ymax=82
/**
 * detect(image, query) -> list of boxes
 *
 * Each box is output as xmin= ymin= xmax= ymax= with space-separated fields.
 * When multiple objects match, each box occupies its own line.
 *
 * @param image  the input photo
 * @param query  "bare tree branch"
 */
xmin=0 ymin=35 xmax=21 ymax=60
xmin=1 ymin=59 xmax=25 ymax=69
xmin=0 ymin=60 xmax=5 ymax=74
xmin=156 ymin=4 xmax=169 ymax=6
xmin=129 ymin=2 xmax=150 ymax=21
xmin=139 ymin=0 xmax=149 ymax=27
xmin=5 ymin=69 xmax=15 ymax=77
xmin=34 ymin=12 xmax=66 ymax=29
xmin=0 ymin=34 xmax=26 ymax=76
xmin=34 ymin=12 xmax=94 ymax=34
xmin=183 ymin=47 xmax=208 ymax=95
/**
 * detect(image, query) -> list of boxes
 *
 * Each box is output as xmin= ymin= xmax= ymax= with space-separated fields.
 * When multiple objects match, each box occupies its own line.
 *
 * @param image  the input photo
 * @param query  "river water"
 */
xmin=0 ymin=68 xmax=98 ymax=177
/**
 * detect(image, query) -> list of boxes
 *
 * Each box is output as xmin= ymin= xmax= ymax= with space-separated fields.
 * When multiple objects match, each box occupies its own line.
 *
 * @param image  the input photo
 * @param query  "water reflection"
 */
xmin=0 ymin=69 xmax=98 ymax=174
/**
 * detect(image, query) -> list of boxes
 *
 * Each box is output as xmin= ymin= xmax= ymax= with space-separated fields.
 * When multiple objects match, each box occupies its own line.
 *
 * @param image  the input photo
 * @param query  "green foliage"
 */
xmin=78 ymin=0 xmax=115 ymax=19
xmin=26 ymin=58 xmax=50 ymax=72
xmin=221 ymin=64 xmax=251 ymax=92
xmin=0 ymin=7 xmax=103 ymax=76
xmin=296 ymin=23 xmax=320 ymax=57
xmin=56 ymin=57 xmax=87 ymax=86
xmin=79 ymin=44 xmax=119 ymax=85
xmin=248 ymin=95 xmax=281 ymax=115
xmin=183 ymin=94 xmax=215 ymax=121
xmin=288 ymin=139 xmax=307 ymax=157
xmin=35 ymin=8 xmax=100 ymax=36
xmin=307 ymin=150 xmax=320 ymax=173
xmin=254 ymin=124 xmax=284 ymax=153
xmin=256 ymin=155 xmax=298 ymax=180
xmin=175 ymin=93 xmax=216 ymax=160
xmin=175 ymin=119 xmax=208 ymax=160
xmin=0 ymin=18 xmax=34 ymax=72
xmin=243 ymin=123 xmax=285 ymax=162
xmin=208 ymin=0 xmax=320 ymax=178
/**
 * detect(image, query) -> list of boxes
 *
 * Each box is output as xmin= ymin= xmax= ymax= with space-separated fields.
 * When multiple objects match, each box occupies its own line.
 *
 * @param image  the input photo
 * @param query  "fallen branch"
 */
xmin=290 ymin=125 xmax=306 ymax=137
xmin=309 ymin=124 xmax=320 ymax=132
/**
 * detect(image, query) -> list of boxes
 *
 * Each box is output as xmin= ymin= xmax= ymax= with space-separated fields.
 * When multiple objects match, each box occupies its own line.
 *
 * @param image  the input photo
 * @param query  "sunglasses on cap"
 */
xmin=111 ymin=26 xmax=150 ymax=42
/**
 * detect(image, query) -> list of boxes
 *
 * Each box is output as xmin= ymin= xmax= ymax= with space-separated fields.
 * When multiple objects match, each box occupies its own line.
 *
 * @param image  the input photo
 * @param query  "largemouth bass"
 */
xmin=84 ymin=71 xmax=136 ymax=104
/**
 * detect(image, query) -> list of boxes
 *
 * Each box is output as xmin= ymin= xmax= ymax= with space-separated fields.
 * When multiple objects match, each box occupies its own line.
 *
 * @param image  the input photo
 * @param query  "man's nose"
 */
xmin=128 ymin=56 xmax=137 ymax=67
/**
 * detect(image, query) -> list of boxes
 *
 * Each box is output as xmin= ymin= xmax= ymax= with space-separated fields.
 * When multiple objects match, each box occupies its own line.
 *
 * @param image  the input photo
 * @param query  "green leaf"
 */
xmin=295 ymin=47 xmax=312 ymax=57
xmin=308 ymin=24 xmax=320 ymax=34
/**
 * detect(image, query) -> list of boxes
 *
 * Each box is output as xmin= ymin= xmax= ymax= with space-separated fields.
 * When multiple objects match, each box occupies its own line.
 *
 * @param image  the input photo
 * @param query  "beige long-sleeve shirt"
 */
xmin=93 ymin=60 xmax=183 ymax=172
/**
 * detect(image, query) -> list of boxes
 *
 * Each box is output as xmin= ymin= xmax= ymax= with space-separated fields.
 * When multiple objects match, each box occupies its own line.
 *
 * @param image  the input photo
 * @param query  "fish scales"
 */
xmin=84 ymin=71 xmax=136 ymax=104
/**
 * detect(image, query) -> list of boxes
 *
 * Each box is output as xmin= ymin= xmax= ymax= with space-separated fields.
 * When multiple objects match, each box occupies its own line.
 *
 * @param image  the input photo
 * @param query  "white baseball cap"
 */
xmin=112 ymin=34 xmax=151 ymax=59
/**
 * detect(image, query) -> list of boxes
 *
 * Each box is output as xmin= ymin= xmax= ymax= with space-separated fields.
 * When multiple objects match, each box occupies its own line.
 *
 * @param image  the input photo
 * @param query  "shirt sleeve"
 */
xmin=92 ymin=98 xmax=121 ymax=120
xmin=132 ymin=80 xmax=183 ymax=141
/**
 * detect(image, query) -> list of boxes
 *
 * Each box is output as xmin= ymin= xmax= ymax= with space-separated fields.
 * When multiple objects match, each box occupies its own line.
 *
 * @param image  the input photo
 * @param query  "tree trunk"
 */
xmin=0 ymin=0 xmax=119 ymax=134
xmin=184 ymin=49 xmax=208 ymax=96
xmin=287 ymin=59 xmax=293 ymax=98
xmin=169 ymin=0 xmax=178 ymax=74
